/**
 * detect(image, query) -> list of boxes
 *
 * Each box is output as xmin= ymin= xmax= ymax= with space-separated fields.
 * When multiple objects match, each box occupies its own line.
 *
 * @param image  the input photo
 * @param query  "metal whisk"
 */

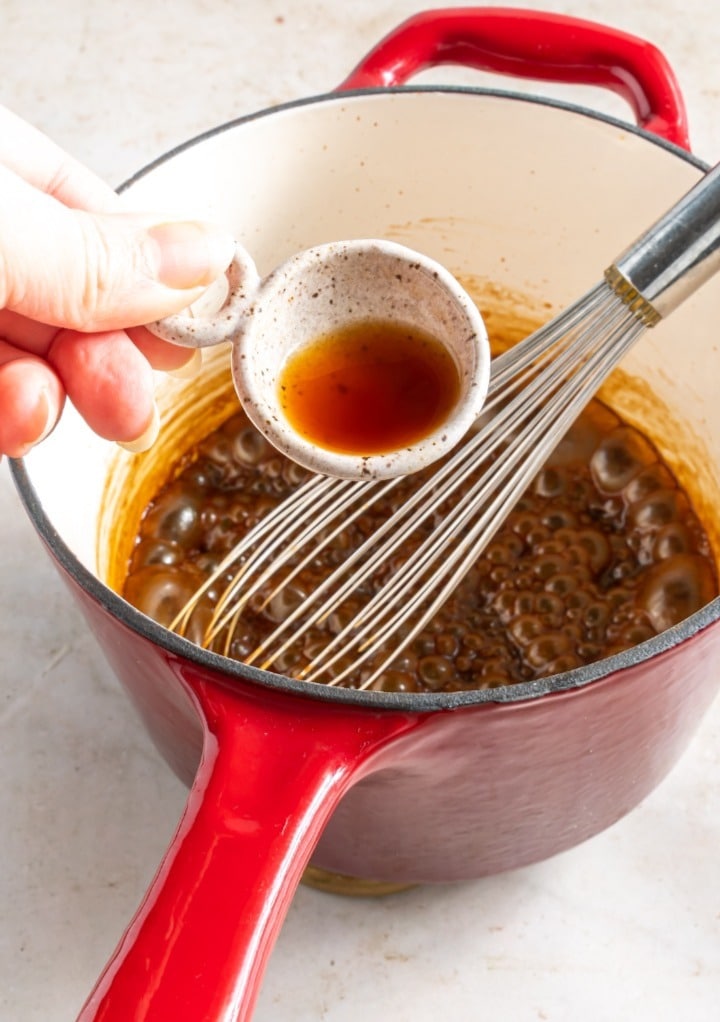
xmin=173 ymin=161 xmax=720 ymax=689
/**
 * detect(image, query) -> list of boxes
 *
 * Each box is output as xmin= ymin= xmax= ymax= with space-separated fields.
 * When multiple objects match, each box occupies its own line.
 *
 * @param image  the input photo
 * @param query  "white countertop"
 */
xmin=1 ymin=2 xmax=719 ymax=1019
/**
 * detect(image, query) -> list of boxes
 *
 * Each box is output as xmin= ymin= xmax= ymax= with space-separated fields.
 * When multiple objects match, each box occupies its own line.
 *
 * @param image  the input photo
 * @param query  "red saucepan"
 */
xmin=11 ymin=8 xmax=720 ymax=1021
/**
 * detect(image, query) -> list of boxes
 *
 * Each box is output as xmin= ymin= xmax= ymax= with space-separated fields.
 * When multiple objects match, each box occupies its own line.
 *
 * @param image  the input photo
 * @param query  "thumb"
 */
xmin=0 ymin=162 xmax=235 ymax=332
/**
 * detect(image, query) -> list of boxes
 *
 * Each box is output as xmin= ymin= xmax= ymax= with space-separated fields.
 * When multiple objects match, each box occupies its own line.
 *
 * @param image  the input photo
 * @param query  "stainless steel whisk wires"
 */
xmin=171 ymin=288 xmax=603 ymax=649
xmin=171 ymin=286 xmax=644 ymax=685
xmin=263 ymin=286 xmax=646 ymax=689
xmin=173 ymin=160 xmax=720 ymax=688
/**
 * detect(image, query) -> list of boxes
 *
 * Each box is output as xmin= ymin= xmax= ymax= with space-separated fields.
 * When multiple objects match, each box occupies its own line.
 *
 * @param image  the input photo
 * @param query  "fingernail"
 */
xmin=148 ymin=221 xmax=235 ymax=290
xmin=34 ymin=388 xmax=54 ymax=442
xmin=166 ymin=347 xmax=203 ymax=380
xmin=15 ymin=387 xmax=54 ymax=457
xmin=117 ymin=402 xmax=160 ymax=454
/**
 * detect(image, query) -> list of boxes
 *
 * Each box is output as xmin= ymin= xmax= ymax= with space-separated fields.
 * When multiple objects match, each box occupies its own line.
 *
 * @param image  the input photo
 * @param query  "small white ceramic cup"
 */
xmin=151 ymin=239 xmax=491 ymax=479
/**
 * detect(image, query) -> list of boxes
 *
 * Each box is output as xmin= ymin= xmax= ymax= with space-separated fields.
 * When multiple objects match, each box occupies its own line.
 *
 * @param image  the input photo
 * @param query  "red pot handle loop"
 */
xmin=339 ymin=7 xmax=690 ymax=151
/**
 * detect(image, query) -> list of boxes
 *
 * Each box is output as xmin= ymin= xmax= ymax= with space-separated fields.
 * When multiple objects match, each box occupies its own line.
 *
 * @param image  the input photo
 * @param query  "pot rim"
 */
xmin=12 ymin=83 xmax=720 ymax=712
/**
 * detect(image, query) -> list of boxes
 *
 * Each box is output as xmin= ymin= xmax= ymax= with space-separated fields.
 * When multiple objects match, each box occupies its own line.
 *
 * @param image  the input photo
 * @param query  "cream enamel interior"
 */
xmin=21 ymin=89 xmax=720 ymax=585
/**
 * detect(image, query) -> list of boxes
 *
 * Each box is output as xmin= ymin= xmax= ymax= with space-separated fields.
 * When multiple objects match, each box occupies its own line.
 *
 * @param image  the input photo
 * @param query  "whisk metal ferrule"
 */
xmin=603 ymin=265 xmax=662 ymax=327
xmin=609 ymin=160 xmax=720 ymax=320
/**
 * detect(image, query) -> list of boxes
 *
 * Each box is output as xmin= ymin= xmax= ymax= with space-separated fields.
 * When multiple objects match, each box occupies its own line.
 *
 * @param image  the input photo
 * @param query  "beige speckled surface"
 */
xmin=1 ymin=2 xmax=719 ymax=1020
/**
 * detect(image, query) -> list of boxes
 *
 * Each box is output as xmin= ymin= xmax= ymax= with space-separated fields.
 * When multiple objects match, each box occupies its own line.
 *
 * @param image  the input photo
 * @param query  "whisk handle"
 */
xmin=610 ymin=162 xmax=720 ymax=322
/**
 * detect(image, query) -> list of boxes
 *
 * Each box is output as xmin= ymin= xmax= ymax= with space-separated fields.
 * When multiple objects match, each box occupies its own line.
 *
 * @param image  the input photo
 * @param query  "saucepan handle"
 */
xmin=76 ymin=677 xmax=415 ymax=1022
xmin=338 ymin=7 xmax=691 ymax=150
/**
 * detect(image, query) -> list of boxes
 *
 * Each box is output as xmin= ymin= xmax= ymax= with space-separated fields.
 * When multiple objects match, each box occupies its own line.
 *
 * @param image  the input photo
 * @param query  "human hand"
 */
xmin=0 ymin=105 xmax=234 ymax=458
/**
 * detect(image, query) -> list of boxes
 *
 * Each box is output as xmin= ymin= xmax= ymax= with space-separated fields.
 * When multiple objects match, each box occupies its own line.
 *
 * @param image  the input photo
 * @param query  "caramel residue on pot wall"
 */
xmin=457 ymin=274 xmax=553 ymax=356
xmin=98 ymin=346 xmax=238 ymax=594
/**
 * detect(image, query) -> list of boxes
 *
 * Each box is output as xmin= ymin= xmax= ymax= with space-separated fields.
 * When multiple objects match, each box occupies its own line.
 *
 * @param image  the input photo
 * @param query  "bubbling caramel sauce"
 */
xmin=122 ymin=394 xmax=717 ymax=693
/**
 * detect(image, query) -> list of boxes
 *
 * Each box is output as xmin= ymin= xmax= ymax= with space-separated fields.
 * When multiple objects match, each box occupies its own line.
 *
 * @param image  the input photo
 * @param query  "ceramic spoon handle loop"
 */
xmin=150 ymin=243 xmax=260 ymax=348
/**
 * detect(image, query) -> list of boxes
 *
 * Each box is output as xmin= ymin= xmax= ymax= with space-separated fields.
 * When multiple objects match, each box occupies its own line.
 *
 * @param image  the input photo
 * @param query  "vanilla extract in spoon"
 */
xmin=277 ymin=319 xmax=462 ymax=456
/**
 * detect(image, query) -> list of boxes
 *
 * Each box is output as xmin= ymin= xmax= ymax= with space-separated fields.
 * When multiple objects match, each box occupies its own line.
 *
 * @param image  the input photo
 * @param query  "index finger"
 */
xmin=0 ymin=104 xmax=120 ymax=213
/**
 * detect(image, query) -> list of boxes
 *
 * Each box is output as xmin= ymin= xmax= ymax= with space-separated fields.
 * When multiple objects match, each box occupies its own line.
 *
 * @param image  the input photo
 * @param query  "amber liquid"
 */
xmin=278 ymin=320 xmax=461 ymax=456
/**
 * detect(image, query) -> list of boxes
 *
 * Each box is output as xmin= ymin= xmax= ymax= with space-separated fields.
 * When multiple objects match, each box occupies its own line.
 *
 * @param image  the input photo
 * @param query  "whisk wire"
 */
xmin=196 ymin=285 xmax=610 ymax=655
xmin=207 ymin=477 xmax=368 ymax=648
xmin=172 ymin=473 xmax=335 ymax=637
xmin=303 ymin=291 xmax=643 ymax=687
xmin=172 ymin=280 xmax=649 ymax=689
xmin=337 ymin=306 xmax=646 ymax=689
xmin=252 ymin=287 xmax=615 ymax=670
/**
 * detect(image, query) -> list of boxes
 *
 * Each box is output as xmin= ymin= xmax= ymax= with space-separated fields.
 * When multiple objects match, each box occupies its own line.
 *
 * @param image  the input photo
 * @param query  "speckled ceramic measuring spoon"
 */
xmin=150 ymin=239 xmax=491 ymax=479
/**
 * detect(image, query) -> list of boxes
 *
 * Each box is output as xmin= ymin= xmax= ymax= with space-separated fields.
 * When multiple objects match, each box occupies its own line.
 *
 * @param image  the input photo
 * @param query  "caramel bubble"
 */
xmin=590 ymin=427 xmax=657 ymax=493
xmin=123 ymin=564 xmax=208 ymax=629
xmin=638 ymin=554 xmax=716 ymax=632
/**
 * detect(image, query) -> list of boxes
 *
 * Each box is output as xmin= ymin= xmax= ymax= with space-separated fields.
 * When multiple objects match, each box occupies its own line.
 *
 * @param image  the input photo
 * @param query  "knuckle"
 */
xmin=72 ymin=215 xmax=119 ymax=330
